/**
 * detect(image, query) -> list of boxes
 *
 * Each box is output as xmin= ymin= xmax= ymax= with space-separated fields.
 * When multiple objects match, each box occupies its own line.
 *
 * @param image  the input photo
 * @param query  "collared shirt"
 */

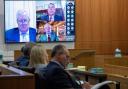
xmin=51 ymin=60 xmax=65 ymax=69
xmin=19 ymin=29 xmax=30 ymax=42
xmin=49 ymin=15 xmax=54 ymax=21
xmin=50 ymin=60 xmax=82 ymax=88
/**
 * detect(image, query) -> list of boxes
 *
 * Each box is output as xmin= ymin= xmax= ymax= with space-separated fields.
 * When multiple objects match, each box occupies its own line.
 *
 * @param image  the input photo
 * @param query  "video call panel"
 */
xmin=5 ymin=0 xmax=75 ymax=43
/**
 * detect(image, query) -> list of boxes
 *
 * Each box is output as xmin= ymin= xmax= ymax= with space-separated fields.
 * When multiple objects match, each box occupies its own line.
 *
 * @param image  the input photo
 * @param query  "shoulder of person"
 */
xmin=47 ymin=62 xmax=64 ymax=74
xmin=6 ymin=27 xmax=18 ymax=33
xmin=54 ymin=15 xmax=63 ymax=21
xmin=29 ymin=27 xmax=36 ymax=30
xmin=29 ymin=27 xmax=36 ymax=33
xmin=16 ymin=55 xmax=24 ymax=61
xmin=55 ymin=14 xmax=62 ymax=18
xmin=36 ymin=66 xmax=48 ymax=79
xmin=41 ymin=14 xmax=48 ymax=19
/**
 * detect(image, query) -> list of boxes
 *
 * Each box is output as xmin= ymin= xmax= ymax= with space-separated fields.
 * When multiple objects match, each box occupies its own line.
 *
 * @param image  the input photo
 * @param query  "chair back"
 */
xmin=19 ymin=67 xmax=35 ymax=74
xmin=35 ymin=73 xmax=46 ymax=89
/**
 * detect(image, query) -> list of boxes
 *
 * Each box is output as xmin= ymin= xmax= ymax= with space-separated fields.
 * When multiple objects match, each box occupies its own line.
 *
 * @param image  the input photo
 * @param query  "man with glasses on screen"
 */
xmin=5 ymin=10 xmax=36 ymax=43
xmin=41 ymin=3 xmax=64 ymax=22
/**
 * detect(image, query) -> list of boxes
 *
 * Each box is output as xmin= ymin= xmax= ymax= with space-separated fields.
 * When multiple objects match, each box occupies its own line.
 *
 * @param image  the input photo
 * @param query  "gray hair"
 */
xmin=51 ymin=44 xmax=68 ymax=57
xmin=48 ymin=3 xmax=55 ymax=7
xmin=16 ymin=10 xmax=30 ymax=21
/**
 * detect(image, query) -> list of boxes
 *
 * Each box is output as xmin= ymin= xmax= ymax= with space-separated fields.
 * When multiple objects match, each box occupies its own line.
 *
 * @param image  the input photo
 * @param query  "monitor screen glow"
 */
xmin=4 ymin=0 xmax=75 ymax=43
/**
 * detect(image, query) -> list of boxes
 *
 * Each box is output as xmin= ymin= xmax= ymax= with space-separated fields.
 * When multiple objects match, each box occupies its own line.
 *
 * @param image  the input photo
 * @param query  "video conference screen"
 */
xmin=4 ymin=0 xmax=75 ymax=43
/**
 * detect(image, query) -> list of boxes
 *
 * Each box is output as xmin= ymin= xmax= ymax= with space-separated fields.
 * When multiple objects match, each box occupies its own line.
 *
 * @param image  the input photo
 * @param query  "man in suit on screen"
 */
xmin=41 ymin=3 xmax=64 ymax=22
xmin=5 ymin=10 xmax=36 ymax=43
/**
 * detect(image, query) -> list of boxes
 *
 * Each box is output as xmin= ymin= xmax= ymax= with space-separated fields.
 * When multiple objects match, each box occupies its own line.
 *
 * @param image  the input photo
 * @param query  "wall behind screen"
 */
xmin=75 ymin=0 xmax=128 ymax=54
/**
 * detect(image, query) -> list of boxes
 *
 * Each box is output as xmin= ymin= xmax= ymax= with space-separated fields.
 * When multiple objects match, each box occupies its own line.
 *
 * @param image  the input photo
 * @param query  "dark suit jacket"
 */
xmin=44 ymin=61 xmax=82 ymax=89
xmin=16 ymin=55 xmax=29 ymax=67
xmin=5 ymin=27 xmax=36 ymax=43
xmin=41 ymin=15 xmax=64 ymax=22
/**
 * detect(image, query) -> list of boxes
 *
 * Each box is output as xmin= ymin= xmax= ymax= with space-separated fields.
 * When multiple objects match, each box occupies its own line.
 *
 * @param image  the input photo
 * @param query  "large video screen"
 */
xmin=4 ymin=0 xmax=75 ymax=43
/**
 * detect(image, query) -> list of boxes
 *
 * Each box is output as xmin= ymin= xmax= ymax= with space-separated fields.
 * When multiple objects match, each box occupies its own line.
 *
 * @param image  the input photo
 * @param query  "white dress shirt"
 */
xmin=49 ymin=15 xmax=54 ymax=21
xmin=19 ymin=30 xmax=30 ymax=42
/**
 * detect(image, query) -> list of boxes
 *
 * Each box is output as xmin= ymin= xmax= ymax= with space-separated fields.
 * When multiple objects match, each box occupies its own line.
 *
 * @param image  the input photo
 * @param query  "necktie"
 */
xmin=48 ymin=35 xmax=51 ymax=41
xmin=49 ymin=16 xmax=52 ymax=21
xmin=22 ymin=34 xmax=26 ymax=42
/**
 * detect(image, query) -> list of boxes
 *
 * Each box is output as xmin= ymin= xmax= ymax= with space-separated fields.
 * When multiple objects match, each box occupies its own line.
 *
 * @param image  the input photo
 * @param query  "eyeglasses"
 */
xmin=17 ymin=19 xmax=29 ymax=23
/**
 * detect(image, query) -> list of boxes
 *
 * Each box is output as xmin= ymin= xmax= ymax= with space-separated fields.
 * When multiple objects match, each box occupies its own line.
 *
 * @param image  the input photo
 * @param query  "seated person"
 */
xmin=39 ymin=23 xmax=58 ymax=42
xmin=9 ymin=42 xmax=36 ymax=67
xmin=51 ymin=30 xmax=59 ymax=41
xmin=41 ymin=3 xmax=64 ymax=22
xmin=41 ymin=44 xmax=92 ymax=89
xmin=39 ymin=32 xmax=48 ymax=42
xmin=29 ymin=45 xmax=48 ymax=89
xmin=29 ymin=45 xmax=48 ymax=73
xmin=6 ymin=10 xmax=36 ymax=43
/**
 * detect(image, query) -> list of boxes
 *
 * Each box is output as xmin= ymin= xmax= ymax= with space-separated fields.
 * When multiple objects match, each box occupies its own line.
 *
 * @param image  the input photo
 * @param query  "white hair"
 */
xmin=16 ymin=10 xmax=30 ymax=21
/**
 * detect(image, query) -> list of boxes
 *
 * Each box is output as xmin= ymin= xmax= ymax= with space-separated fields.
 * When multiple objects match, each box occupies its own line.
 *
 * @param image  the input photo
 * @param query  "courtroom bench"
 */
xmin=103 ymin=56 xmax=128 ymax=89
xmin=104 ymin=56 xmax=128 ymax=75
xmin=0 ymin=64 xmax=35 ymax=89
xmin=14 ymin=49 xmax=96 ymax=69
xmin=68 ymin=69 xmax=107 ymax=84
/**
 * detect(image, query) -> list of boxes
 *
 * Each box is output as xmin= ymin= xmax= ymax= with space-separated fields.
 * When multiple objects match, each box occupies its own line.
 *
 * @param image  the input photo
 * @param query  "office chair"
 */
xmin=75 ymin=75 xmax=120 ymax=89
xmin=91 ymin=81 xmax=120 ymax=89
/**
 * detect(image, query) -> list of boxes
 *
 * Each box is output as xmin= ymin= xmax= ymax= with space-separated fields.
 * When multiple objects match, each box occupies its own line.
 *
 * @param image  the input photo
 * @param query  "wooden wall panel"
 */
xmin=75 ymin=0 xmax=128 ymax=54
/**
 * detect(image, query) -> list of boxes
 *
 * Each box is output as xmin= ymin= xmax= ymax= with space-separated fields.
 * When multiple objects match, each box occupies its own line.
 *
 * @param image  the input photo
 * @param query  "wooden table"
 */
xmin=0 ymin=64 xmax=35 ymax=89
xmin=68 ymin=69 xmax=107 ymax=84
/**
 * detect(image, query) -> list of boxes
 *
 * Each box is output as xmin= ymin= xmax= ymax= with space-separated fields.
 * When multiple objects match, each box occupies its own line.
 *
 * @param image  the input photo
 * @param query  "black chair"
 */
xmin=35 ymin=73 xmax=46 ymax=89
xmin=35 ymin=67 xmax=48 ymax=89
xmin=19 ymin=67 xmax=35 ymax=74
xmin=74 ymin=75 xmax=119 ymax=89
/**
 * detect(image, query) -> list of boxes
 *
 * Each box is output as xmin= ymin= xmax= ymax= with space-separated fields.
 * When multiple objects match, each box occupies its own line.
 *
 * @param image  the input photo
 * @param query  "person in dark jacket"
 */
xmin=41 ymin=3 xmax=64 ymax=22
xmin=9 ymin=42 xmax=36 ymax=67
xmin=43 ymin=44 xmax=91 ymax=89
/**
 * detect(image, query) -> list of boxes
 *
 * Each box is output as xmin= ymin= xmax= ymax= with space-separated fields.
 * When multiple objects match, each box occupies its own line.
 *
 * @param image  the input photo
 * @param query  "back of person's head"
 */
xmin=51 ymin=44 xmax=68 ymax=57
xmin=21 ymin=42 xmax=36 ymax=57
xmin=30 ymin=45 xmax=48 ymax=67
xmin=21 ymin=46 xmax=30 ymax=57
xmin=25 ymin=42 xmax=36 ymax=48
